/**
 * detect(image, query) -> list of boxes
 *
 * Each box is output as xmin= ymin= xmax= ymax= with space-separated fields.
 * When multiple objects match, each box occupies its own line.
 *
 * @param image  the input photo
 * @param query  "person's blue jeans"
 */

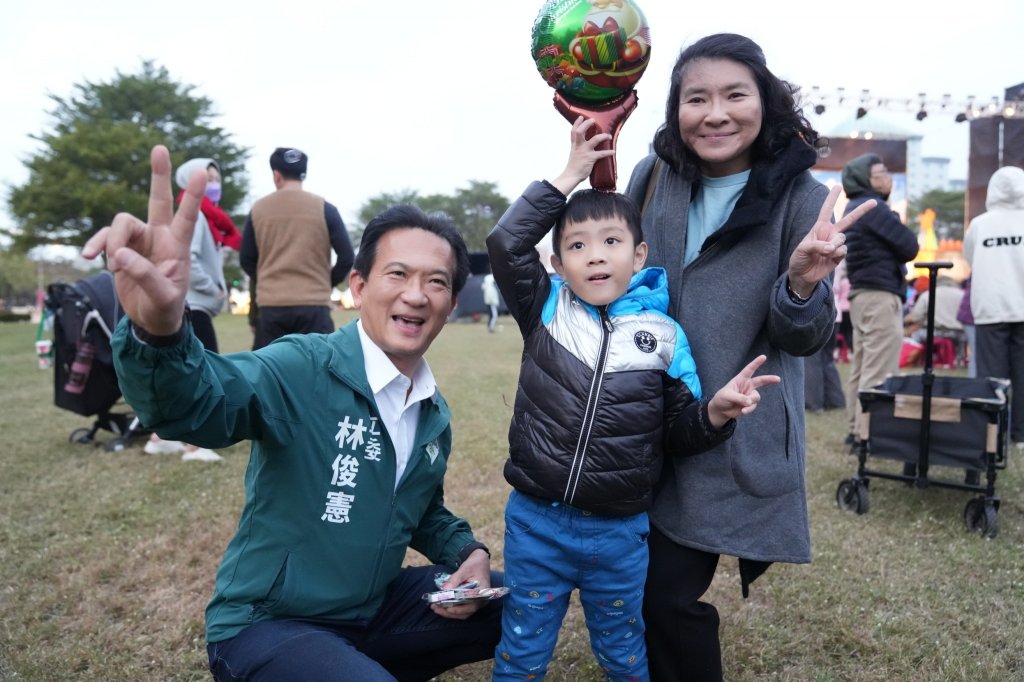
xmin=963 ymin=324 xmax=976 ymax=378
xmin=207 ymin=565 xmax=503 ymax=682
xmin=493 ymin=490 xmax=650 ymax=681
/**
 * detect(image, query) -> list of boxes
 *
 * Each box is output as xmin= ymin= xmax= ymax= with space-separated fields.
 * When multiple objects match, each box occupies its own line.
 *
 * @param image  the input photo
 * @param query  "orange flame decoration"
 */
xmin=909 ymin=208 xmax=967 ymax=280
xmin=919 ymin=209 xmax=939 ymax=252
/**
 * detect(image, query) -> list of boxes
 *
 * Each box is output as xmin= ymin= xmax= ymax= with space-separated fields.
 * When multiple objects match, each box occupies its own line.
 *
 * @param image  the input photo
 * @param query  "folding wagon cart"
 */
xmin=836 ymin=262 xmax=1011 ymax=537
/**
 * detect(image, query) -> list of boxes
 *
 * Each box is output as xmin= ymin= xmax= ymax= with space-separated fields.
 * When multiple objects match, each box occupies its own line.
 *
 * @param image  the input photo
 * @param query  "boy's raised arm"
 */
xmin=549 ymin=117 xmax=615 ymax=197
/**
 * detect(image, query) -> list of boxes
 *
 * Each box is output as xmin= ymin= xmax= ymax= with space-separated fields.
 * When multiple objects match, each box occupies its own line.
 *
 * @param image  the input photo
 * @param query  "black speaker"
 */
xmin=967 ymin=118 xmax=1000 ymax=223
xmin=1003 ymin=117 xmax=1024 ymax=167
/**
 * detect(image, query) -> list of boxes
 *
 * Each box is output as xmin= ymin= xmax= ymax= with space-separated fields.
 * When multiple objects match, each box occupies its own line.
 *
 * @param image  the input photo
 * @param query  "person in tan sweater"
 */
xmin=240 ymin=147 xmax=354 ymax=349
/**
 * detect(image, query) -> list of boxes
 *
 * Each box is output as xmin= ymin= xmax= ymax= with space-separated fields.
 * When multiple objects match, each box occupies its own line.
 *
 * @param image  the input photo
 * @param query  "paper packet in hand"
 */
xmin=422 ymin=572 xmax=509 ymax=606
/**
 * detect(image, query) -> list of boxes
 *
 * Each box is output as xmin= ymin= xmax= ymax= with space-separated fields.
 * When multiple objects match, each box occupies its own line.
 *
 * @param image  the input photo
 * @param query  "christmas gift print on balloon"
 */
xmin=532 ymin=0 xmax=651 ymax=190
xmin=533 ymin=0 xmax=650 ymax=104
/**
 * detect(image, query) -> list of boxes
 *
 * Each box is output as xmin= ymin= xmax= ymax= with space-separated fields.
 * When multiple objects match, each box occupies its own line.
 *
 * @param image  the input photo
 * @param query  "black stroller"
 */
xmin=44 ymin=271 xmax=150 ymax=452
xmin=836 ymin=261 xmax=1011 ymax=538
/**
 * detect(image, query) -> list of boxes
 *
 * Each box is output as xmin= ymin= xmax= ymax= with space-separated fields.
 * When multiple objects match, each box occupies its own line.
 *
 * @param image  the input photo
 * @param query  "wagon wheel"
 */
xmin=68 ymin=427 xmax=94 ymax=445
xmin=836 ymin=479 xmax=869 ymax=515
xmin=964 ymin=498 xmax=999 ymax=538
xmin=104 ymin=438 xmax=128 ymax=453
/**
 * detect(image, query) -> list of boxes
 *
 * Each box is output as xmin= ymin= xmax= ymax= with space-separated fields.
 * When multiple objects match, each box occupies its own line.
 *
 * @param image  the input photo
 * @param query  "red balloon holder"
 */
xmin=553 ymin=89 xmax=638 ymax=192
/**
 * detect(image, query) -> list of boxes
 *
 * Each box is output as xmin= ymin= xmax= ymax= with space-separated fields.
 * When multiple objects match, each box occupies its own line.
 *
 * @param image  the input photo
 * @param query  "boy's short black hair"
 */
xmin=553 ymin=189 xmax=643 ymax=258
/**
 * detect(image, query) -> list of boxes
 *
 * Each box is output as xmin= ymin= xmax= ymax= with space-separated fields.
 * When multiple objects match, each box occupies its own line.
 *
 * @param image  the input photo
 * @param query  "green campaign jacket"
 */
xmin=113 ymin=319 xmax=476 ymax=642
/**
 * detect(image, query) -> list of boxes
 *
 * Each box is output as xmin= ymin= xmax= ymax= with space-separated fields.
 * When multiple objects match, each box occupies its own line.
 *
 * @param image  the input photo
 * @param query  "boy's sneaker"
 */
xmin=181 ymin=448 xmax=224 ymax=463
xmin=144 ymin=438 xmax=185 ymax=456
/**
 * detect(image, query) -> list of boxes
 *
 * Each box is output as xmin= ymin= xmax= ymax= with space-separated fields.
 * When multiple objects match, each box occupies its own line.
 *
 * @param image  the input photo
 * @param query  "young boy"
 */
xmin=486 ymin=118 xmax=779 ymax=681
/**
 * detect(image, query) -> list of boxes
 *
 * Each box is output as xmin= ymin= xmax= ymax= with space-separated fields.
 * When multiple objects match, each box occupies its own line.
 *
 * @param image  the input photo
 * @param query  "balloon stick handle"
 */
xmin=553 ymin=90 xmax=639 ymax=191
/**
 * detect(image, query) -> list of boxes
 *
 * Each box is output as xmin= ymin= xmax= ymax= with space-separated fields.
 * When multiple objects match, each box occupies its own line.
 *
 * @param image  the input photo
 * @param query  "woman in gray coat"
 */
xmin=623 ymin=33 xmax=874 ymax=681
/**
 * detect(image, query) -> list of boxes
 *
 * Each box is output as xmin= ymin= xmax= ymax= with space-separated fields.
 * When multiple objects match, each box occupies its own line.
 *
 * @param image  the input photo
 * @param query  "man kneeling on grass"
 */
xmin=83 ymin=145 xmax=502 ymax=681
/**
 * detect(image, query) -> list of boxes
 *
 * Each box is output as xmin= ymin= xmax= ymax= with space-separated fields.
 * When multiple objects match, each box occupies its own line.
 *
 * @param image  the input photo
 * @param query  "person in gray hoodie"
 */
xmin=963 ymin=165 xmax=1024 ymax=447
xmin=144 ymin=157 xmax=234 ymax=462
xmin=177 ymin=157 xmax=231 ymax=352
xmin=840 ymin=153 xmax=920 ymax=445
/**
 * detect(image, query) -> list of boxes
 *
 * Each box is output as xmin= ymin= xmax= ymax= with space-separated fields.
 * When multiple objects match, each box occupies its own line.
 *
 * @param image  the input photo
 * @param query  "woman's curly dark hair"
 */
xmin=652 ymin=33 xmax=824 ymax=180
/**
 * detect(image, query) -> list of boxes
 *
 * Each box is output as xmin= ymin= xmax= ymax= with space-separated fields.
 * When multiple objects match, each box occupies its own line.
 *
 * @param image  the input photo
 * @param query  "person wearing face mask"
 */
xmin=181 ymin=157 xmax=238 ymax=354
xmin=840 ymin=154 xmax=920 ymax=447
xmin=143 ymin=157 xmax=239 ymax=463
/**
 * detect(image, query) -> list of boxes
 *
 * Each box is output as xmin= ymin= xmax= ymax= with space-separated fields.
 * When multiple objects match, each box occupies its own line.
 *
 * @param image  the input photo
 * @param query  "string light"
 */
xmin=915 ymin=92 xmax=928 ymax=121
xmin=804 ymin=88 xmax=1020 ymax=123
xmin=856 ymin=89 xmax=871 ymax=119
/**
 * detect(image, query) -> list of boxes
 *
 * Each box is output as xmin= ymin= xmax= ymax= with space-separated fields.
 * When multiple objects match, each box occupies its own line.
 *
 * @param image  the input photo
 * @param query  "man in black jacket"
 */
xmin=841 ymin=154 xmax=920 ymax=443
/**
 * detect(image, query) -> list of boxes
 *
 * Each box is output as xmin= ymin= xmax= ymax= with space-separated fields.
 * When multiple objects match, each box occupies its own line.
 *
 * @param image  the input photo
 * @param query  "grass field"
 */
xmin=1 ymin=311 xmax=1022 ymax=681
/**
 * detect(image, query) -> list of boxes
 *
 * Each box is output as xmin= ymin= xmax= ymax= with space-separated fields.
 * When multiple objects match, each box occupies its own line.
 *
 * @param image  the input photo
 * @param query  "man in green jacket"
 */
xmin=83 ymin=145 xmax=502 ymax=681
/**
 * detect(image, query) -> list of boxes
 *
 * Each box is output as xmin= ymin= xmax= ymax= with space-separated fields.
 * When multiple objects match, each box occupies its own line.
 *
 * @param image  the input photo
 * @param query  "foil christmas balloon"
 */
xmin=531 ymin=0 xmax=651 ymax=190
xmin=532 ymin=0 xmax=651 ymax=105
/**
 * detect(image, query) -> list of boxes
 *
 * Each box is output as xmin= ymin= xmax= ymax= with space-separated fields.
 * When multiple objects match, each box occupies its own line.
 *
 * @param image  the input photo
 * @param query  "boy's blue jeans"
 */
xmin=493 ymin=490 xmax=650 ymax=681
xmin=206 ymin=565 xmax=503 ymax=681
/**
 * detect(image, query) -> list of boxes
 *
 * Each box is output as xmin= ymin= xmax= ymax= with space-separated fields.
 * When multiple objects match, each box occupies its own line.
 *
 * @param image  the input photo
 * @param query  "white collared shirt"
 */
xmin=356 ymin=320 xmax=438 ymax=489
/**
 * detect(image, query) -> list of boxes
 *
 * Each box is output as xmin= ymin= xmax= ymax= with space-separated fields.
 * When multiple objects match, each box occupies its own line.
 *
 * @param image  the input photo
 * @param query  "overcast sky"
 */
xmin=2 ymin=0 xmax=1021 ymax=232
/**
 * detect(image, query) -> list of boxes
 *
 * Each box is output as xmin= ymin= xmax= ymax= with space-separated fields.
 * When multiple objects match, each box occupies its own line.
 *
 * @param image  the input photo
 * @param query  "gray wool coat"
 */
xmin=624 ymin=139 xmax=835 ymax=566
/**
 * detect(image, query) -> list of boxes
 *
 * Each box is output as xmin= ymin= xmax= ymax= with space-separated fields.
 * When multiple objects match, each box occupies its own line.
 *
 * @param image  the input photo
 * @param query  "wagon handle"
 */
xmin=911 ymin=260 xmax=954 ymax=483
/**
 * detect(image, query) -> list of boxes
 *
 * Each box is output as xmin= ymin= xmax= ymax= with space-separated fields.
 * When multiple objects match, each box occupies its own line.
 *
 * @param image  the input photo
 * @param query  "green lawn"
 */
xmin=1 ymin=312 xmax=1022 ymax=681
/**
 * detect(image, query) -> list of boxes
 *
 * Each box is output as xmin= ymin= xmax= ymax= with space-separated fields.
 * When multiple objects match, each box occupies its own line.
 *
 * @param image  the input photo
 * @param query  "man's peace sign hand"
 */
xmin=81 ymin=145 xmax=206 ymax=335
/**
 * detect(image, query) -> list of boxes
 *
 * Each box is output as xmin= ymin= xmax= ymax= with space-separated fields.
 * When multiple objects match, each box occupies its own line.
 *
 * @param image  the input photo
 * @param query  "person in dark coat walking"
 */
xmin=841 ymin=153 xmax=920 ymax=444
